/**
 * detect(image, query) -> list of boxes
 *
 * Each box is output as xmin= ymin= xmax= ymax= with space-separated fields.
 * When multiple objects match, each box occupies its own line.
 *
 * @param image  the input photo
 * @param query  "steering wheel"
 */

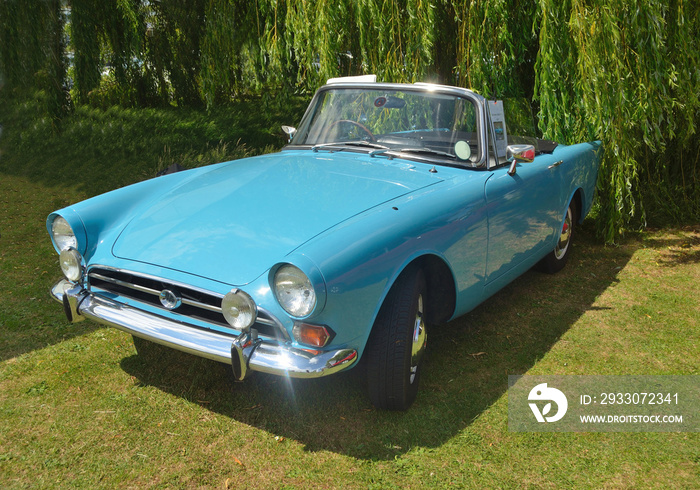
xmin=328 ymin=119 xmax=376 ymax=142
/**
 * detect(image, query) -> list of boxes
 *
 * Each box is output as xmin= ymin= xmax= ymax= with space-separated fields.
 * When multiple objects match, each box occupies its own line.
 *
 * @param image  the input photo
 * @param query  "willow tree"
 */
xmin=199 ymin=0 xmax=434 ymax=100
xmin=536 ymin=0 xmax=700 ymax=240
xmin=284 ymin=0 xmax=361 ymax=86
xmin=453 ymin=0 xmax=538 ymax=98
xmin=71 ymin=0 xmax=102 ymax=102
xmin=2 ymin=0 xmax=698 ymax=237
xmin=353 ymin=0 xmax=435 ymax=82
xmin=0 ymin=1 xmax=50 ymax=91
xmin=148 ymin=0 xmax=207 ymax=106
xmin=200 ymin=1 xmax=253 ymax=104
xmin=0 ymin=0 xmax=68 ymax=123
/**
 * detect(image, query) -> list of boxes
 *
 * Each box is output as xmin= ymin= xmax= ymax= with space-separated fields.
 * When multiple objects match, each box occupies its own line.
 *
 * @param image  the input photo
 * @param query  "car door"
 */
xmin=484 ymin=154 xmax=563 ymax=286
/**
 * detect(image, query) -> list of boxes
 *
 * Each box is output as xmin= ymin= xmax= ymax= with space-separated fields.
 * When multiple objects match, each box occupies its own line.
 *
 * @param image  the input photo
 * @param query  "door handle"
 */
xmin=548 ymin=160 xmax=563 ymax=169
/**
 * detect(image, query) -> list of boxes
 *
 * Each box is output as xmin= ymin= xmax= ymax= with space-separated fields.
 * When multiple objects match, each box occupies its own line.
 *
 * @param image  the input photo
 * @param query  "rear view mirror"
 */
xmin=282 ymin=125 xmax=296 ymax=143
xmin=373 ymin=96 xmax=406 ymax=109
xmin=506 ymin=144 xmax=535 ymax=175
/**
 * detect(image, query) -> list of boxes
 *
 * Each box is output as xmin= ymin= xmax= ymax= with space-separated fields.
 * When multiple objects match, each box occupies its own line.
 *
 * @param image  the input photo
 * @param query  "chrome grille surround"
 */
xmin=86 ymin=266 xmax=289 ymax=341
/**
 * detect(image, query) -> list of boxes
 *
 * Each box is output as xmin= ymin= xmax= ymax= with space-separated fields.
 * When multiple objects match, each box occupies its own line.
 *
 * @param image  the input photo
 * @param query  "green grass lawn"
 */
xmin=0 ymin=101 xmax=698 ymax=488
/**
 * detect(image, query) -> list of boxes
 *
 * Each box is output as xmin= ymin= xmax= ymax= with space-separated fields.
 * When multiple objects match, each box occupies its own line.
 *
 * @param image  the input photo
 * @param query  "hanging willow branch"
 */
xmin=355 ymin=0 xmax=434 ymax=83
xmin=1 ymin=0 xmax=698 ymax=236
xmin=536 ymin=0 xmax=700 ymax=240
xmin=453 ymin=0 xmax=537 ymax=98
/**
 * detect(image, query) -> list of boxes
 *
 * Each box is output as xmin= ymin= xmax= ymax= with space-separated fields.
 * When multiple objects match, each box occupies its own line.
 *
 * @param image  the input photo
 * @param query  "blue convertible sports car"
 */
xmin=48 ymin=76 xmax=601 ymax=410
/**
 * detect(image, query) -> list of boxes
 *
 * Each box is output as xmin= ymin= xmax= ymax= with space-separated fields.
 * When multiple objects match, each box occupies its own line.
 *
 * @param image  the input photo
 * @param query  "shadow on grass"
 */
xmin=119 ymin=223 xmax=636 ymax=461
xmin=641 ymin=226 xmax=700 ymax=266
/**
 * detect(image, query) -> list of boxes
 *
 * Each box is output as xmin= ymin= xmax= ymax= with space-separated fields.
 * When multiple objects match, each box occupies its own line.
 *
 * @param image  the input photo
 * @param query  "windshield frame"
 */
xmin=284 ymin=82 xmax=490 ymax=169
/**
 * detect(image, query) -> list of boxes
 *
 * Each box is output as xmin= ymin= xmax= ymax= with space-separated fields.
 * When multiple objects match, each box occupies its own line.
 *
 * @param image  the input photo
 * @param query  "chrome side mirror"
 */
xmin=281 ymin=125 xmax=296 ymax=143
xmin=506 ymin=144 xmax=535 ymax=175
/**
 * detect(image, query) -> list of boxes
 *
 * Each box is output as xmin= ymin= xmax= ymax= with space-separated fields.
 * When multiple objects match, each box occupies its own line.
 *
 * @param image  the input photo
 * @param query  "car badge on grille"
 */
xmin=159 ymin=289 xmax=182 ymax=310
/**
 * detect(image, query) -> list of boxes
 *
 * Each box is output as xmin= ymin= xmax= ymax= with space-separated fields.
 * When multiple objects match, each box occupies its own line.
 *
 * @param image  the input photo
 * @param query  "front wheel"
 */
xmin=364 ymin=268 xmax=428 ymax=410
xmin=538 ymin=201 xmax=576 ymax=274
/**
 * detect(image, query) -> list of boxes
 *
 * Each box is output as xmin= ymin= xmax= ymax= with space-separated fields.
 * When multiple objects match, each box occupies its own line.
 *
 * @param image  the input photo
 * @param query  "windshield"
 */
xmin=290 ymin=87 xmax=482 ymax=167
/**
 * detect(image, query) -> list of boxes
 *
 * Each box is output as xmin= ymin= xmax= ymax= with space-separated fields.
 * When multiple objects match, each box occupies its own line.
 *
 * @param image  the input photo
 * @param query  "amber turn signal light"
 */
xmin=292 ymin=323 xmax=333 ymax=347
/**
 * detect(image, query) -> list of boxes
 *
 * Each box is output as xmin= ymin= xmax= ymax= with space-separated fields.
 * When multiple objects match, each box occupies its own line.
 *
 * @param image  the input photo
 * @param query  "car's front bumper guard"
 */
xmin=51 ymin=280 xmax=358 ymax=379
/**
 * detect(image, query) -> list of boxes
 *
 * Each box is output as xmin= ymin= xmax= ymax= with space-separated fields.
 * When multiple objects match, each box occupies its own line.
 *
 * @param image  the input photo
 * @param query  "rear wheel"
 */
xmin=365 ymin=268 xmax=428 ymax=410
xmin=538 ymin=201 xmax=576 ymax=274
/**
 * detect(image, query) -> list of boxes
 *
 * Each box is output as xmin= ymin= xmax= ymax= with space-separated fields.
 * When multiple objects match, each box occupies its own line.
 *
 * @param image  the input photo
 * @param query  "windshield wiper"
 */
xmin=398 ymin=147 xmax=457 ymax=159
xmin=311 ymin=142 xmax=350 ymax=152
xmin=311 ymin=140 xmax=389 ymax=152
xmin=341 ymin=140 xmax=390 ymax=150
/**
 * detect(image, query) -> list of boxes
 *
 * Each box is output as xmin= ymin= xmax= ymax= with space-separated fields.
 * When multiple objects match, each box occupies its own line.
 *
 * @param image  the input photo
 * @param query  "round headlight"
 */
xmin=273 ymin=264 xmax=316 ymax=317
xmin=59 ymin=248 xmax=84 ymax=282
xmin=52 ymin=216 xmax=77 ymax=251
xmin=221 ymin=289 xmax=257 ymax=331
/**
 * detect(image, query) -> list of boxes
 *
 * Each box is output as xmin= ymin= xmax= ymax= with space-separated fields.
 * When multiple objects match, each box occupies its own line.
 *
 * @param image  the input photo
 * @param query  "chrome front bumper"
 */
xmin=50 ymin=279 xmax=358 ymax=379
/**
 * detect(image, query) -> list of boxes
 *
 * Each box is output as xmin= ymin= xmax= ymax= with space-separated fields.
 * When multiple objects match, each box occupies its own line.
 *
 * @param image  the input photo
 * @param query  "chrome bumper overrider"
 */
xmin=51 ymin=279 xmax=357 ymax=379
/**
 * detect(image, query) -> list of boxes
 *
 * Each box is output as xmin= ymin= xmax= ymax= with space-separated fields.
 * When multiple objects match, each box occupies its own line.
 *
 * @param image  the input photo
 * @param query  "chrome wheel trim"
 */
xmin=554 ymin=206 xmax=573 ymax=260
xmin=410 ymin=294 xmax=427 ymax=385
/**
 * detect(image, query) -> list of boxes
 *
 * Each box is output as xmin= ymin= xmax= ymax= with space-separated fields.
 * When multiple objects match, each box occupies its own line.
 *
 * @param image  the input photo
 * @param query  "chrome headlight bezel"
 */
xmin=272 ymin=264 xmax=318 ymax=318
xmin=221 ymin=289 xmax=258 ymax=331
xmin=51 ymin=216 xmax=78 ymax=252
xmin=48 ymin=212 xmax=87 ymax=255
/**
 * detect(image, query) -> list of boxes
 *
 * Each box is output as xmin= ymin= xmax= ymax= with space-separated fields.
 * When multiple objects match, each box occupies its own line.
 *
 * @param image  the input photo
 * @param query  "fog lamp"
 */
xmin=221 ymin=289 xmax=257 ymax=331
xmin=59 ymin=248 xmax=84 ymax=283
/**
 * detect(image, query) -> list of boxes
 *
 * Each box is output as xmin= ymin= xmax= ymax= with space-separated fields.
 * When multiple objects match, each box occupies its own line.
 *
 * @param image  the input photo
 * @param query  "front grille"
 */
xmin=87 ymin=267 xmax=288 ymax=341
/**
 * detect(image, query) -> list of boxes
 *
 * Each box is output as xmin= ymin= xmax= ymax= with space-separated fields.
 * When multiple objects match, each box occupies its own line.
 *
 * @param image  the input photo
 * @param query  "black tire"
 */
xmin=365 ymin=268 xmax=428 ymax=411
xmin=538 ymin=200 xmax=576 ymax=274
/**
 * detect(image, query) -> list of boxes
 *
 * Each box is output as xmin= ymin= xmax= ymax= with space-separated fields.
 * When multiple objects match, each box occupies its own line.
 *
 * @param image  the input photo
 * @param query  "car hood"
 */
xmin=112 ymin=151 xmax=443 ymax=285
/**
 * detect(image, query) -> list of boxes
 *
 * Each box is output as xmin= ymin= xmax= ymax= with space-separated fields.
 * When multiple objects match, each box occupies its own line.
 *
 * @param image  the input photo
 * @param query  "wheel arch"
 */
xmin=384 ymin=253 xmax=457 ymax=326
xmin=571 ymin=187 xmax=584 ymax=224
xmin=362 ymin=253 xmax=455 ymax=410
